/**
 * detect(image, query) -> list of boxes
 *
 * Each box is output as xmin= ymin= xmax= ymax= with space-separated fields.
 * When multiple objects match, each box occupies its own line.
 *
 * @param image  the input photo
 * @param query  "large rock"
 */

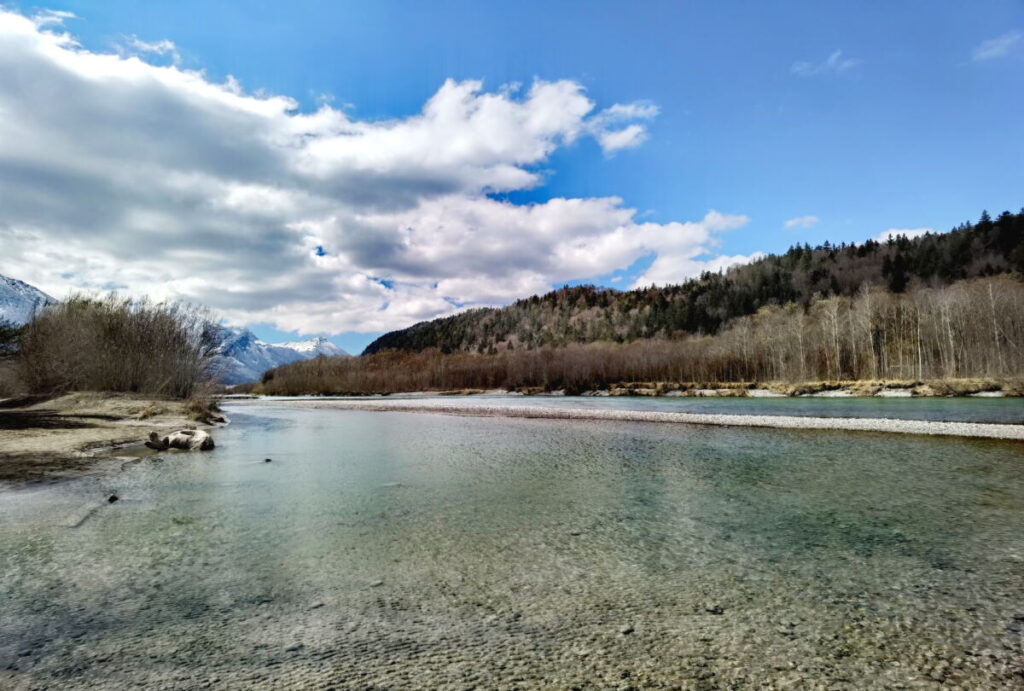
xmin=145 ymin=429 xmax=214 ymax=451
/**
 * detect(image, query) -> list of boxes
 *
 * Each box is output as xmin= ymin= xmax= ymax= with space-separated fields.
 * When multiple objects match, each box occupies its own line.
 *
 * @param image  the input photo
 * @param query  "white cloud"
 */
xmin=31 ymin=9 xmax=75 ymax=27
xmin=596 ymin=124 xmax=648 ymax=153
xmin=783 ymin=215 xmax=819 ymax=229
xmin=791 ymin=50 xmax=861 ymax=77
xmin=586 ymin=102 xmax=659 ymax=154
xmin=630 ymin=211 xmax=759 ymax=287
xmin=873 ymin=228 xmax=933 ymax=243
xmin=0 ymin=9 xmax=751 ymax=335
xmin=972 ymin=31 xmax=1022 ymax=61
xmin=122 ymin=35 xmax=180 ymax=64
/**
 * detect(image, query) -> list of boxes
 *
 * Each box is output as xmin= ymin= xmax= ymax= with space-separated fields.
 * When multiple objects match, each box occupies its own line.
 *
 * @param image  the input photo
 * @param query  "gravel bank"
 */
xmin=248 ymin=398 xmax=1024 ymax=441
xmin=0 ymin=393 xmax=221 ymax=484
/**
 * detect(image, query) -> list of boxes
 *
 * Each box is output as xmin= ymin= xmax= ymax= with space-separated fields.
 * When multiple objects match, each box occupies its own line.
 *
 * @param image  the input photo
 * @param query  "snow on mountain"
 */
xmin=270 ymin=336 xmax=345 ymax=357
xmin=0 ymin=274 xmax=56 ymax=326
xmin=0 ymin=273 xmax=344 ymax=384
xmin=208 ymin=326 xmax=348 ymax=385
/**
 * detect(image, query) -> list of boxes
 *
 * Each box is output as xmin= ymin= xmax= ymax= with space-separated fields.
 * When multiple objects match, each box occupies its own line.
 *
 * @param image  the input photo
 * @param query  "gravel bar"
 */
xmin=250 ymin=399 xmax=1024 ymax=441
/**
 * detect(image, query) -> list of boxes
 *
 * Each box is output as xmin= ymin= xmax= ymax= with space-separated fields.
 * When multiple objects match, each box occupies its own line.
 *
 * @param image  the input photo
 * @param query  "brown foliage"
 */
xmin=17 ymin=295 xmax=215 ymax=399
xmin=261 ymin=277 xmax=1024 ymax=395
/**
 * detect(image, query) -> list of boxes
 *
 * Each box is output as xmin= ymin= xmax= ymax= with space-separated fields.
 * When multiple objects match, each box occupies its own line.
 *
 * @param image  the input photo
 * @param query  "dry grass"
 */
xmin=17 ymin=294 xmax=214 ymax=399
xmin=183 ymin=397 xmax=224 ymax=424
xmin=134 ymin=403 xmax=166 ymax=420
xmin=0 ymin=359 xmax=25 ymax=398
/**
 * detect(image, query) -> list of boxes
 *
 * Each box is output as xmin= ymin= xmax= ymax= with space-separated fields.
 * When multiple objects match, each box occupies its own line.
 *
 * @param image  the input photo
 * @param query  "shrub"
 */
xmin=18 ymin=295 xmax=216 ymax=398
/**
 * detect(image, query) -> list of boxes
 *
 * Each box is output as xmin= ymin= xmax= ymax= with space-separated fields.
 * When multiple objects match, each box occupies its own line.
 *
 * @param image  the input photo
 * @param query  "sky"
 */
xmin=0 ymin=2 xmax=1021 ymax=354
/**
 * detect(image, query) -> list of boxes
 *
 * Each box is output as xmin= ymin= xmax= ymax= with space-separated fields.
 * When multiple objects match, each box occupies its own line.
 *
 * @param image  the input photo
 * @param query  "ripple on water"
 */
xmin=1 ymin=406 xmax=1023 ymax=688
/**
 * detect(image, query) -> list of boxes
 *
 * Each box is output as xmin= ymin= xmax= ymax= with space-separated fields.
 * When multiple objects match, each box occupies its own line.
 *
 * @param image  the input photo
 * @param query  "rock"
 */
xmin=264 ymin=458 xmax=272 ymax=463
xmin=370 ymin=580 xmax=384 ymax=587
xmin=705 ymin=604 xmax=724 ymax=615
xmin=619 ymin=625 xmax=634 ymax=635
xmin=145 ymin=429 xmax=214 ymax=451
xmin=107 ymin=494 xmax=119 ymax=503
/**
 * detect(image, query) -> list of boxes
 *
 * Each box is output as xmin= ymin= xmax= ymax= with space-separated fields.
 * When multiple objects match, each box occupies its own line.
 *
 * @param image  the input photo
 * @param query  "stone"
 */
xmin=107 ymin=494 xmax=119 ymax=503
xmin=146 ymin=429 xmax=215 ymax=451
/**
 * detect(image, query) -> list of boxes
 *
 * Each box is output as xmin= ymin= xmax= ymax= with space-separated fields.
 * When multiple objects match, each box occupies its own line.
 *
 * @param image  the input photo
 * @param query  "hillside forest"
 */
xmin=260 ymin=210 xmax=1024 ymax=395
xmin=364 ymin=209 xmax=1024 ymax=356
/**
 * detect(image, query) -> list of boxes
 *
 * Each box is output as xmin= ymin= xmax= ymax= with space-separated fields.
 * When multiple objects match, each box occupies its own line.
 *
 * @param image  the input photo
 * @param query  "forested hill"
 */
xmin=363 ymin=209 xmax=1024 ymax=355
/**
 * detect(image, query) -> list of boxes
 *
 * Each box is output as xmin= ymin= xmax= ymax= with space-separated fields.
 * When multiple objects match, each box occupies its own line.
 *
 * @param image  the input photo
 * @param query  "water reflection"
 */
xmin=1 ymin=405 xmax=1022 ymax=687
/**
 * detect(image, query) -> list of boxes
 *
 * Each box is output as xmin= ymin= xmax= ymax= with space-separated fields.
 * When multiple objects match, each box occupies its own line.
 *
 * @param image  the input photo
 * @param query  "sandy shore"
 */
xmin=235 ymin=398 xmax=1024 ymax=441
xmin=0 ymin=393 xmax=220 ymax=484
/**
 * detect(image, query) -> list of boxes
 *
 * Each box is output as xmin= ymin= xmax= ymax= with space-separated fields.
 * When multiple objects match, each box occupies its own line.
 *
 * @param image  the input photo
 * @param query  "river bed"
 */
xmin=1 ymin=400 xmax=1022 ymax=687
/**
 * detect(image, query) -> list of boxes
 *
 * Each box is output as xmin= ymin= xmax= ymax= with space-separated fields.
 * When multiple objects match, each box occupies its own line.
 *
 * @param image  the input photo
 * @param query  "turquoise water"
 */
xmin=264 ymin=392 xmax=1024 ymax=423
xmin=1 ymin=403 xmax=1023 ymax=687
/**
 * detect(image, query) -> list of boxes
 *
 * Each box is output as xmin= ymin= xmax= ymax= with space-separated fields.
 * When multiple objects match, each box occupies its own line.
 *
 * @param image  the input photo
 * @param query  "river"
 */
xmin=1 ymin=398 xmax=1022 ymax=687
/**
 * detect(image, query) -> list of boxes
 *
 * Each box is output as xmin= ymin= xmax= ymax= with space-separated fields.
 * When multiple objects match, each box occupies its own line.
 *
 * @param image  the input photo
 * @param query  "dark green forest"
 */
xmin=364 ymin=209 xmax=1024 ymax=355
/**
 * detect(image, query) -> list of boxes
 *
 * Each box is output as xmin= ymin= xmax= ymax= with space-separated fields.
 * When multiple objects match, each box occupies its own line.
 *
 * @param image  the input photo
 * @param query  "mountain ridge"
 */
xmin=363 ymin=209 xmax=1024 ymax=355
xmin=0 ymin=275 xmax=56 ymax=326
xmin=209 ymin=326 xmax=348 ymax=385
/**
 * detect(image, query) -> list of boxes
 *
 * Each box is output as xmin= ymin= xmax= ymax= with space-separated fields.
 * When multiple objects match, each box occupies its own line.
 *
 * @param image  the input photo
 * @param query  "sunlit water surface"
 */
xmin=1 ymin=402 xmax=1023 ymax=688
xmin=265 ymin=392 xmax=1024 ymax=423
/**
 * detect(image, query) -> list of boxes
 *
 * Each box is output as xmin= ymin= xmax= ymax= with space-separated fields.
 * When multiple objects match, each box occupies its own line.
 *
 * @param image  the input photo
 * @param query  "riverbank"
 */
xmin=0 ymin=392 xmax=222 ymax=484
xmin=572 ymin=377 xmax=1023 ymax=398
xmin=239 ymin=377 xmax=1024 ymax=398
xmin=233 ymin=397 xmax=1024 ymax=441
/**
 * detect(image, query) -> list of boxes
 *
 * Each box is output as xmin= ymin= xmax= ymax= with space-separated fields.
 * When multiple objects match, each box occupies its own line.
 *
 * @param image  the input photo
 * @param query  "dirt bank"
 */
xmin=0 ymin=393 xmax=221 ymax=484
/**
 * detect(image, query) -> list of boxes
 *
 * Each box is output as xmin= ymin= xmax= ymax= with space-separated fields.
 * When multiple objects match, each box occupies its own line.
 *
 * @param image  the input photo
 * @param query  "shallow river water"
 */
xmin=2 ymin=401 xmax=1023 ymax=688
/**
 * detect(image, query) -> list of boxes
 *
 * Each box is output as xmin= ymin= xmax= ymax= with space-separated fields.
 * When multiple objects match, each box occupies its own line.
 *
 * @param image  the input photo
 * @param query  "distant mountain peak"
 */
xmin=0 ymin=274 xmax=56 ymax=326
xmin=271 ymin=336 xmax=346 ymax=357
xmin=209 ymin=327 xmax=348 ymax=385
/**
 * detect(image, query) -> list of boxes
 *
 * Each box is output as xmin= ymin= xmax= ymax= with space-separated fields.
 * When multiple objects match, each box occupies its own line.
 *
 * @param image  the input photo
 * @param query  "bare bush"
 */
xmin=18 ymin=295 xmax=216 ymax=398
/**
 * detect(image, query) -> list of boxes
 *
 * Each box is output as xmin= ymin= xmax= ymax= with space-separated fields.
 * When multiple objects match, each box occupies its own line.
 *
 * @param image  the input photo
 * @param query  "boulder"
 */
xmin=145 ymin=429 xmax=215 ymax=451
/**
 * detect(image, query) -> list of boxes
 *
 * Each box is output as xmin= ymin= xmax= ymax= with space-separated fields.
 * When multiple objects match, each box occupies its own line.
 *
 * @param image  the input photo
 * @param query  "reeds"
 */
xmin=17 ymin=295 xmax=215 ymax=398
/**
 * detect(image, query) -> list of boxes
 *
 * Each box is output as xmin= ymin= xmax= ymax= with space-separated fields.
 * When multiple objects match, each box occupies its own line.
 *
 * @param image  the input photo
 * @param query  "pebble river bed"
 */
xmin=1 ymin=401 xmax=1023 ymax=688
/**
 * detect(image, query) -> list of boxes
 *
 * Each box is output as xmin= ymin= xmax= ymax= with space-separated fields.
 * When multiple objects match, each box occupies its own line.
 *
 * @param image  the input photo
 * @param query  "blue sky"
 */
xmin=2 ymin=1 xmax=1022 ymax=353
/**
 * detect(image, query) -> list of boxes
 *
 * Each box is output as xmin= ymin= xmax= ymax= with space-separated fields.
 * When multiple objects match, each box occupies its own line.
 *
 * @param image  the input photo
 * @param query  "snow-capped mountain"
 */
xmin=1 ymin=273 xmax=346 ymax=385
xmin=0 ymin=274 xmax=56 ymax=325
xmin=271 ymin=336 xmax=345 ymax=357
xmin=208 ymin=326 xmax=348 ymax=385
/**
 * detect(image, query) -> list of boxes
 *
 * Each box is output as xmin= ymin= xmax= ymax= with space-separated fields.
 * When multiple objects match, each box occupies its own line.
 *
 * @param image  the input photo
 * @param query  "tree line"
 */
xmin=259 ymin=276 xmax=1024 ymax=395
xmin=363 ymin=209 xmax=1024 ymax=355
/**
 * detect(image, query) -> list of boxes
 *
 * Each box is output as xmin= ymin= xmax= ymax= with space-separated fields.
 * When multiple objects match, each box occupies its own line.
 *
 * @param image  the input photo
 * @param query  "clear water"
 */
xmin=1 ymin=403 xmax=1023 ymax=688
xmin=264 ymin=392 xmax=1024 ymax=424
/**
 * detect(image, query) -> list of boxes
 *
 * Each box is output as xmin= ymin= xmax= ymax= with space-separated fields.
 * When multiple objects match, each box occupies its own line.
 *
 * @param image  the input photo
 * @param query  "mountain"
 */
xmin=0 ymin=274 xmax=56 ymax=326
xmin=0 ymin=273 xmax=346 ymax=385
xmin=271 ymin=336 xmax=345 ymax=358
xmin=364 ymin=208 xmax=1024 ymax=355
xmin=208 ymin=326 xmax=348 ymax=385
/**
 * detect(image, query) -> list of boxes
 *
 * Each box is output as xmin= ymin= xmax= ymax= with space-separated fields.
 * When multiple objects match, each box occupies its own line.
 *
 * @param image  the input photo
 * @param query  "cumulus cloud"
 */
xmin=791 ymin=50 xmax=861 ymax=77
xmin=783 ymin=215 xmax=819 ymax=229
xmin=0 ymin=9 xmax=752 ymax=334
xmin=873 ymin=228 xmax=933 ymax=243
xmin=972 ymin=31 xmax=1022 ymax=61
